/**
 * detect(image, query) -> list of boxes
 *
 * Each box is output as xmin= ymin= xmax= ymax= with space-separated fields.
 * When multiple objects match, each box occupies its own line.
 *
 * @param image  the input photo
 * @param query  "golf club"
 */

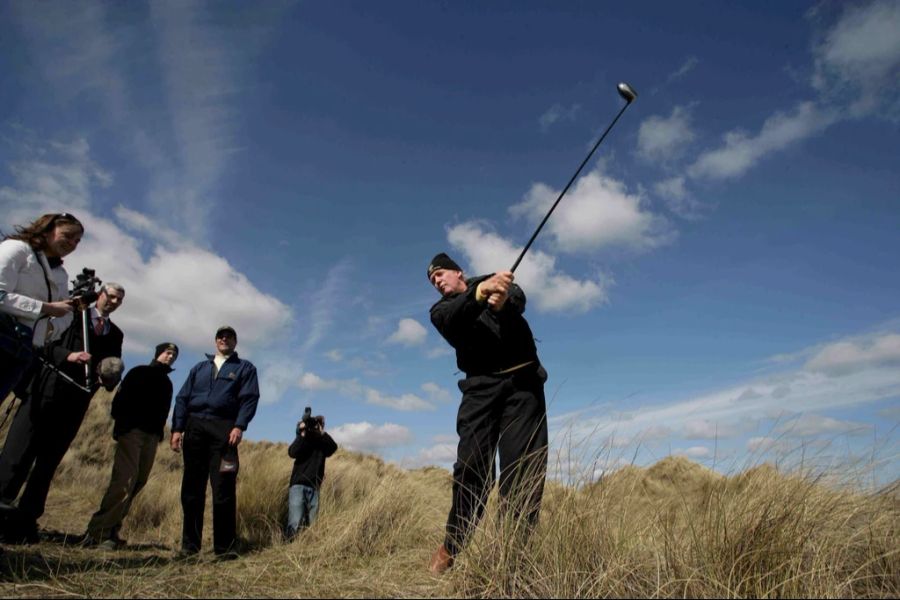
xmin=509 ymin=82 xmax=638 ymax=273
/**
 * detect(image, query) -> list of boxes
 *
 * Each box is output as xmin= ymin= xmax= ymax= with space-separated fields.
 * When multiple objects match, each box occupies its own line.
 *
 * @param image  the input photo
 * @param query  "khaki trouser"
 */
xmin=86 ymin=429 xmax=159 ymax=540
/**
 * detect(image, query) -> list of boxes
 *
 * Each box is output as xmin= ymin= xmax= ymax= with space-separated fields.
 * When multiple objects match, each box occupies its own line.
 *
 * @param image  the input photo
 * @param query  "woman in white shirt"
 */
xmin=0 ymin=213 xmax=84 ymax=400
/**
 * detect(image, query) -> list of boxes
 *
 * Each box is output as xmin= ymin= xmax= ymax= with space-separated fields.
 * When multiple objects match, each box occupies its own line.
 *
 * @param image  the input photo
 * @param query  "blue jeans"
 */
xmin=286 ymin=484 xmax=319 ymax=537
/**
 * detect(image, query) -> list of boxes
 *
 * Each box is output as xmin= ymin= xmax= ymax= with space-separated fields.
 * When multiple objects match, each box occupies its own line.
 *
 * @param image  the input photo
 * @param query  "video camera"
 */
xmin=297 ymin=406 xmax=324 ymax=436
xmin=70 ymin=268 xmax=102 ymax=305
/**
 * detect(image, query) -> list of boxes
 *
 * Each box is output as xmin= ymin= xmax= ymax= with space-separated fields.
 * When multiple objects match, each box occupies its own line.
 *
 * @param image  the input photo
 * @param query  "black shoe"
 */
xmin=175 ymin=546 xmax=200 ymax=560
xmin=1 ymin=516 xmax=39 ymax=545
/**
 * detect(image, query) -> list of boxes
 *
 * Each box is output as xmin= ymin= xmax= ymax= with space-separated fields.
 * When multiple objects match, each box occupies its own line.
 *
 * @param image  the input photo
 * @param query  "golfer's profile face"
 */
xmin=431 ymin=269 xmax=466 ymax=297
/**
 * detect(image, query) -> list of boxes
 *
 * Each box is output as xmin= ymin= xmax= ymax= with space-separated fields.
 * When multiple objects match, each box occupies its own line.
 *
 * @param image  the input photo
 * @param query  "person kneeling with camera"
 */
xmin=286 ymin=410 xmax=336 ymax=540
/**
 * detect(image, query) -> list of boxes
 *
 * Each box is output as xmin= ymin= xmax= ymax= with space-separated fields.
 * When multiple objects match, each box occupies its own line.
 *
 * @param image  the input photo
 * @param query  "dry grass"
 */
xmin=0 ymin=390 xmax=897 ymax=598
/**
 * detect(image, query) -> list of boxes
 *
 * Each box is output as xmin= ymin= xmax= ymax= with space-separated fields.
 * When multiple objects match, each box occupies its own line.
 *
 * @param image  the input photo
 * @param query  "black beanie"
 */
xmin=427 ymin=253 xmax=462 ymax=280
xmin=155 ymin=342 xmax=179 ymax=360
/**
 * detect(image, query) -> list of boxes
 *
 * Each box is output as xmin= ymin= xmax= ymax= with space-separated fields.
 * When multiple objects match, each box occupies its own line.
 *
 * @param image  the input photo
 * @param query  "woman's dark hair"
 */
xmin=2 ymin=213 xmax=84 ymax=251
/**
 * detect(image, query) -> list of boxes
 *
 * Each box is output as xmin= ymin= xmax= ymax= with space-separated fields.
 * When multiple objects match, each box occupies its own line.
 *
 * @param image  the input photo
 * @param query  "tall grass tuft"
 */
xmin=0 ymin=389 xmax=897 ymax=598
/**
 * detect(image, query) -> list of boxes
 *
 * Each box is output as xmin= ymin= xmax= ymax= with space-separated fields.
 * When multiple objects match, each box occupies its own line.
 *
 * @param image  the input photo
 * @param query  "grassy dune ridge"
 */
xmin=0 ymin=389 xmax=897 ymax=598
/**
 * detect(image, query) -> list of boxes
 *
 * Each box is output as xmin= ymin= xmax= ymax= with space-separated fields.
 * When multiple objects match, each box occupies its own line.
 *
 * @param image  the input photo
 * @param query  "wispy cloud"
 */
xmin=687 ymin=102 xmax=837 ymax=181
xmin=8 ymin=1 xmax=283 ymax=242
xmin=553 ymin=328 xmax=900 ymax=455
xmin=667 ymin=56 xmax=699 ymax=83
xmin=538 ymin=103 xmax=581 ymax=132
xmin=298 ymin=371 xmax=436 ymax=411
xmin=650 ymin=1 xmax=899 ymax=199
xmin=298 ymin=259 xmax=355 ymax=361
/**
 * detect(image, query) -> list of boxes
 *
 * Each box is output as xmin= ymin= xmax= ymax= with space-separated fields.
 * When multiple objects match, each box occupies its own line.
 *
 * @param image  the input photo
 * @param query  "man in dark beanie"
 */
xmin=82 ymin=342 xmax=179 ymax=548
xmin=426 ymin=253 xmax=549 ymax=574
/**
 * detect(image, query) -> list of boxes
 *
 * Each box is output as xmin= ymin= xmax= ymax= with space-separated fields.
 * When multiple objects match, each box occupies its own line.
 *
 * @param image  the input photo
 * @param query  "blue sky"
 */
xmin=2 ymin=1 xmax=898 ymax=484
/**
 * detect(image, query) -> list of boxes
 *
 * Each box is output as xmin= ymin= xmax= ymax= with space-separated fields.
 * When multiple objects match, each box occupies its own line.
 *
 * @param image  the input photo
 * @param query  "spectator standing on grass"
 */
xmin=285 ymin=413 xmax=337 ymax=539
xmin=83 ymin=342 xmax=179 ymax=549
xmin=170 ymin=325 xmax=259 ymax=560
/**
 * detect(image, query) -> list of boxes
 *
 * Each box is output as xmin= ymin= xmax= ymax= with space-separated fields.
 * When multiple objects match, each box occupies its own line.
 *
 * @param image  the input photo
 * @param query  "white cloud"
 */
xmin=0 ymin=138 xmax=108 ymax=215
xmin=76 ymin=222 xmax=292 ymax=357
xmin=364 ymin=388 xmax=434 ymax=411
xmin=554 ymin=329 xmax=900 ymax=453
xmin=775 ymin=414 xmax=872 ymax=438
xmin=447 ymin=221 xmax=610 ymax=313
xmin=676 ymin=446 xmax=712 ymax=459
xmin=298 ymin=371 xmax=435 ymax=412
xmin=330 ymin=422 xmax=414 ymax=453
xmin=805 ymin=333 xmax=900 ymax=376
xmin=298 ymin=372 xmax=334 ymax=391
xmin=687 ymin=102 xmax=837 ymax=181
xmin=509 ymin=170 xmax=673 ymax=254
xmin=426 ymin=345 xmax=454 ymax=359
xmin=637 ymin=105 xmax=696 ymax=162
xmin=653 ymin=176 xmax=708 ymax=220
xmin=683 ymin=419 xmax=739 ymax=440
xmin=421 ymin=382 xmax=453 ymax=404
xmin=399 ymin=442 xmax=458 ymax=469
xmin=257 ymin=360 xmax=304 ymax=407
xmin=811 ymin=0 xmax=900 ymax=117
xmin=0 ymin=143 xmax=292 ymax=359
xmin=539 ymin=103 xmax=581 ymax=132
xmin=386 ymin=318 xmax=428 ymax=346
xmin=667 ymin=56 xmax=699 ymax=83
xmin=324 ymin=349 xmax=343 ymax=362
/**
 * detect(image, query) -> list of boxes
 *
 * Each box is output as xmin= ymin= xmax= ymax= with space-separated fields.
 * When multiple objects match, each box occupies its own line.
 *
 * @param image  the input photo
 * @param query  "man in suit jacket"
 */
xmin=0 ymin=283 xmax=125 ymax=543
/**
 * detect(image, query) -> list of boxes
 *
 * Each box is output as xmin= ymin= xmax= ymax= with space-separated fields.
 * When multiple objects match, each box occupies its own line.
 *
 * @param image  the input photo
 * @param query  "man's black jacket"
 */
xmin=111 ymin=361 xmax=174 ymax=440
xmin=430 ymin=274 xmax=539 ymax=377
xmin=288 ymin=430 xmax=338 ymax=489
xmin=34 ymin=313 xmax=123 ymax=401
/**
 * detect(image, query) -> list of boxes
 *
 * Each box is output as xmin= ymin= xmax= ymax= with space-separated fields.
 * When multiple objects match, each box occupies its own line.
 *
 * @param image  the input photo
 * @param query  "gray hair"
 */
xmin=101 ymin=282 xmax=125 ymax=296
xmin=98 ymin=356 xmax=124 ymax=391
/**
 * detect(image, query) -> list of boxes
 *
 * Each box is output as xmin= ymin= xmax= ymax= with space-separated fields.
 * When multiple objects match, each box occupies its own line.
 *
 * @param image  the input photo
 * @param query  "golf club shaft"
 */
xmin=510 ymin=100 xmax=634 ymax=273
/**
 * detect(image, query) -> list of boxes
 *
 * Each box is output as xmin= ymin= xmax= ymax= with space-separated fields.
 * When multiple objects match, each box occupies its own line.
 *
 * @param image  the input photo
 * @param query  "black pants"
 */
xmin=444 ymin=365 xmax=549 ymax=556
xmin=0 ymin=390 xmax=91 ymax=522
xmin=180 ymin=416 xmax=239 ymax=554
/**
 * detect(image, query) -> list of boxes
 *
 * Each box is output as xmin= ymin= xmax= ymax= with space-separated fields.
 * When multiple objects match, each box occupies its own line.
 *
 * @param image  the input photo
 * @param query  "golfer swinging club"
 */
xmin=426 ymin=253 xmax=549 ymax=574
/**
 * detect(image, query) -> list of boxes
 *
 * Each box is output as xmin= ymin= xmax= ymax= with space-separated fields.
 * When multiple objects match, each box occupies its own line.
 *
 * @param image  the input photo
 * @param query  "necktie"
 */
xmin=94 ymin=316 xmax=106 ymax=336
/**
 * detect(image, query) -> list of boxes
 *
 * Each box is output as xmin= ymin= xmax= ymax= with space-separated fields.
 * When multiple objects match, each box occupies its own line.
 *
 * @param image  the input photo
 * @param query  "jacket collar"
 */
xmin=205 ymin=352 xmax=239 ymax=363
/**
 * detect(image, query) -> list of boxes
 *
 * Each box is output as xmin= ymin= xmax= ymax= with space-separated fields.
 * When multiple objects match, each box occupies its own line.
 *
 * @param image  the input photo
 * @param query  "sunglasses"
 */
xmin=45 ymin=212 xmax=84 ymax=230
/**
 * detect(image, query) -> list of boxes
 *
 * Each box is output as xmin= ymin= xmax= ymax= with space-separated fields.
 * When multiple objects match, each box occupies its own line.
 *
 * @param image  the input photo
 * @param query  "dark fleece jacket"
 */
xmin=429 ymin=274 xmax=539 ymax=377
xmin=111 ymin=361 xmax=174 ymax=440
xmin=288 ymin=430 xmax=338 ymax=489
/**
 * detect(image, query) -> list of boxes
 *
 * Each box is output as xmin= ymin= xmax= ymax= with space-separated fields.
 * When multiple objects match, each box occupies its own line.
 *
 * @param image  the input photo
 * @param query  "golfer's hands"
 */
xmin=478 ymin=271 xmax=513 ymax=312
xmin=171 ymin=432 xmax=183 ymax=453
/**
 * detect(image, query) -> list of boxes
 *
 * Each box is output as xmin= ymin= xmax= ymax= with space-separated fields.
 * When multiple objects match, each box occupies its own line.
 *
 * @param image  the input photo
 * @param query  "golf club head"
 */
xmin=617 ymin=82 xmax=637 ymax=103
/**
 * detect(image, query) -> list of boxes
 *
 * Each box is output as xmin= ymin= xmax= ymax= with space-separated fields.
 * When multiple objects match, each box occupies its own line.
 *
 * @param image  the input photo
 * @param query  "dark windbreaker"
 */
xmin=288 ymin=430 xmax=338 ymax=489
xmin=429 ymin=275 xmax=538 ymax=377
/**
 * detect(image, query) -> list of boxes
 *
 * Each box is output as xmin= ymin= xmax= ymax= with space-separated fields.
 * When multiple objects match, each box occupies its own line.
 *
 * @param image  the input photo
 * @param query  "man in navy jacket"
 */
xmin=170 ymin=325 xmax=259 ymax=558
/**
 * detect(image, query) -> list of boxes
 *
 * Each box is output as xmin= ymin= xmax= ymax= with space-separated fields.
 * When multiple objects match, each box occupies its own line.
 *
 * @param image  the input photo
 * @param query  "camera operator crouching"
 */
xmin=285 ymin=408 xmax=336 ymax=540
